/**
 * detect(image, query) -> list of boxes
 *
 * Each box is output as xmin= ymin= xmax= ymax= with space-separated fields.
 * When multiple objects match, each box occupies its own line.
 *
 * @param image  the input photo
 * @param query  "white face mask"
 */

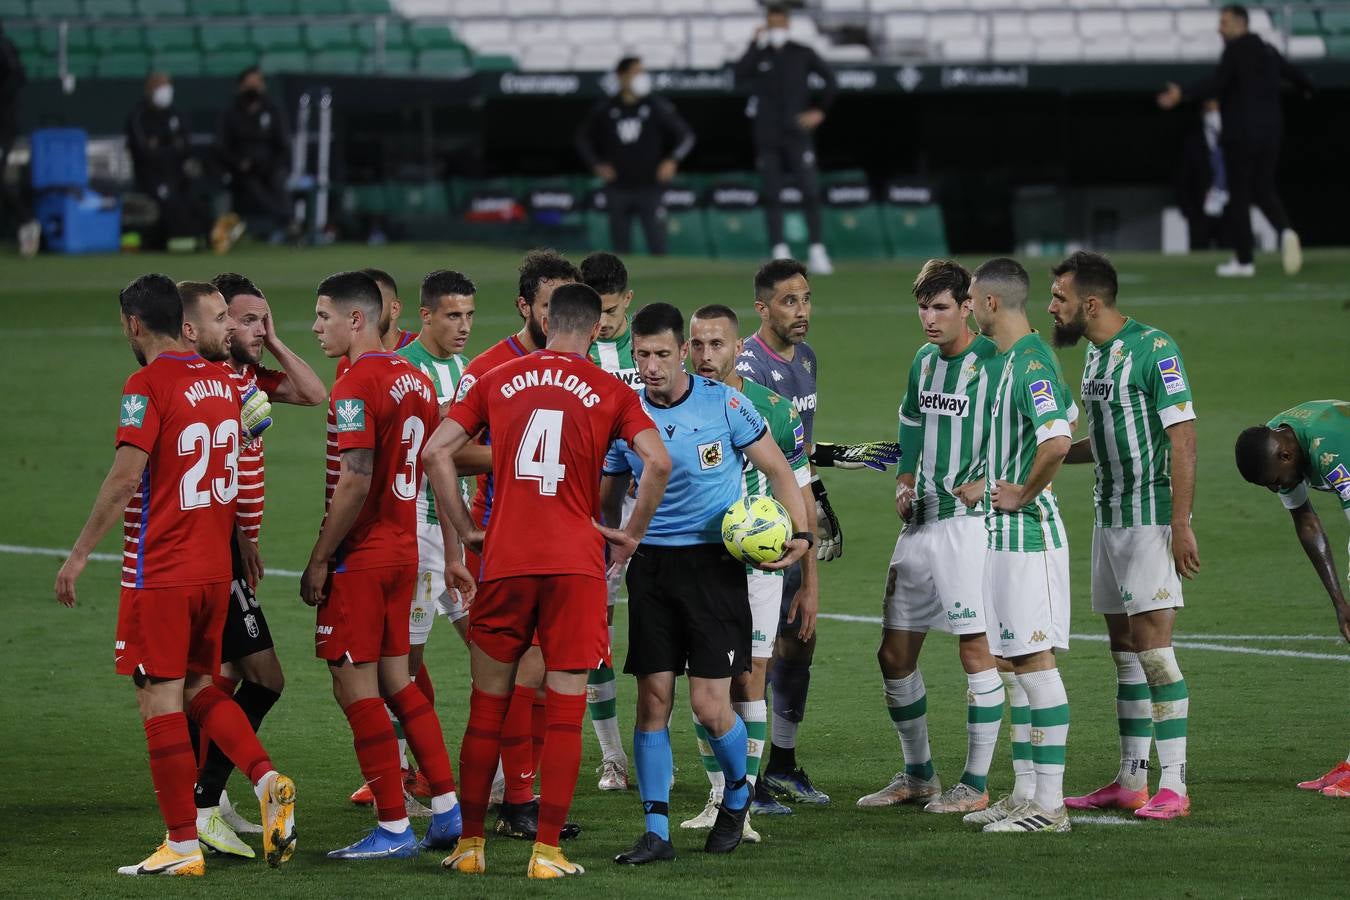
xmin=629 ymin=71 xmax=652 ymax=98
xmin=1203 ymin=109 xmax=1221 ymax=133
xmin=768 ymin=27 xmax=789 ymax=48
xmin=152 ymin=84 xmax=174 ymax=109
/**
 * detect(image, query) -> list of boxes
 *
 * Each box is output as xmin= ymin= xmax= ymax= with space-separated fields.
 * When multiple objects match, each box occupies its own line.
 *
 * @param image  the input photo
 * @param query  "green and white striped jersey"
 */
xmin=986 ymin=332 xmax=1074 ymax=552
xmin=1268 ymin=400 xmax=1350 ymax=520
xmin=589 ymin=322 xmax=642 ymax=390
xmin=737 ymin=376 xmax=808 ymax=576
xmin=1080 ymin=318 xmax=1196 ymax=528
xmin=897 ymin=333 xmax=1001 ymax=525
xmin=396 ymin=338 xmax=469 ymax=524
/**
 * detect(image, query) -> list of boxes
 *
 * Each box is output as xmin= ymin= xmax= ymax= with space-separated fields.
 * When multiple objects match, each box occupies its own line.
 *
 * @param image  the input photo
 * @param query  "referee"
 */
xmin=604 ymin=303 xmax=812 ymax=865
xmin=1158 ymin=3 xmax=1312 ymax=277
xmin=576 ymin=57 xmax=695 ymax=256
xmin=734 ymin=3 xmax=837 ymax=274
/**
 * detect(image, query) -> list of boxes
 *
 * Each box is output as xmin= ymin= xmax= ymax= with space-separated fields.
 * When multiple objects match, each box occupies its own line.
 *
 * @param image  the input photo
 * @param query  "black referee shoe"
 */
xmin=704 ymin=801 xmax=749 ymax=854
xmin=494 ymin=799 xmax=582 ymax=840
xmin=615 ymin=831 xmax=676 ymax=865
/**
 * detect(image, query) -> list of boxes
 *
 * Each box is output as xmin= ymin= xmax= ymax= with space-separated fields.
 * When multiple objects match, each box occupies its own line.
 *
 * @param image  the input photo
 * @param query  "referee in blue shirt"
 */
xmin=603 ymin=303 xmax=812 ymax=864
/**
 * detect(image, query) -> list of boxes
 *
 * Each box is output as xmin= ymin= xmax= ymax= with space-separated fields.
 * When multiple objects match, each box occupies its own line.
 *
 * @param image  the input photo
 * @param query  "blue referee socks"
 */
xmin=633 ymin=728 xmax=673 ymax=840
xmin=708 ymin=715 xmax=750 ymax=810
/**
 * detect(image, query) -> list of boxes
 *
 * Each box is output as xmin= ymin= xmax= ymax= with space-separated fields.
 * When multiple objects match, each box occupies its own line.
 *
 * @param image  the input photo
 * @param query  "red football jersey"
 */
xmin=447 ymin=350 xmax=654 ymax=581
xmin=220 ymin=361 xmax=285 ymax=542
xmin=117 ymin=351 xmax=241 ymax=588
xmin=455 ymin=334 xmax=530 ymax=527
xmin=325 ymin=329 xmax=418 ymax=509
xmin=328 ymin=351 xmax=439 ymax=572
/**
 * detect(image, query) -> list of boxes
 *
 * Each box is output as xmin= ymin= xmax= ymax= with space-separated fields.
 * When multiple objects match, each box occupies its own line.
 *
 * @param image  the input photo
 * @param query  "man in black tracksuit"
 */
xmin=576 ymin=56 xmax=695 ymax=256
xmin=217 ymin=66 xmax=293 ymax=240
xmin=1159 ymin=3 xmax=1312 ymax=276
xmin=127 ymin=72 xmax=212 ymax=248
xmin=734 ymin=3 xmax=836 ymax=273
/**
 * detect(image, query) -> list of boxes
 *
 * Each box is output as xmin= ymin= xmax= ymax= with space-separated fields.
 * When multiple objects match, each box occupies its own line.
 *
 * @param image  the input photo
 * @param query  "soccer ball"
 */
xmin=722 ymin=495 xmax=791 ymax=565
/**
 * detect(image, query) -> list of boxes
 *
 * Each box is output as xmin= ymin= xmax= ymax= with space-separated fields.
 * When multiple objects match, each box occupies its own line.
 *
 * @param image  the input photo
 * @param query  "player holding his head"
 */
xmin=857 ymin=260 xmax=1006 ymax=815
xmin=56 ymin=274 xmax=295 ymax=876
xmin=1235 ymin=400 xmax=1350 ymax=795
xmin=425 ymin=283 xmax=669 ymax=879
xmin=580 ymin=250 xmax=640 ymax=790
xmin=1047 ymin=251 xmax=1199 ymax=821
xmin=682 ymin=303 xmax=816 ymax=840
xmin=607 ymin=302 xmax=813 ymax=865
xmin=304 ymin=271 xmax=470 ymax=860
xmin=960 ymin=257 xmax=1075 ymax=834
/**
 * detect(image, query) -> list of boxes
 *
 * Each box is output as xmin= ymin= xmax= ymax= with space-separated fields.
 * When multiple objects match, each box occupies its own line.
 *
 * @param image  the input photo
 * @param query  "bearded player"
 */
xmin=1236 ymin=400 xmax=1350 ymax=795
xmin=56 ymin=274 xmax=295 ymax=876
xmin=1048 ymin=251 xmax=1199 ymax=821
xmin=305 ymin=271 xmax=469 ymax=859
xmin=425 ymin=283 xmax=669 ymax=879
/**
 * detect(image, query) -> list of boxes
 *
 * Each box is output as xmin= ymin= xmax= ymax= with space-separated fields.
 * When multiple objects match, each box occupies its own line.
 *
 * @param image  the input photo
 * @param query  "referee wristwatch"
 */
xmin=792 ymin=531 xmax=815 ymax=549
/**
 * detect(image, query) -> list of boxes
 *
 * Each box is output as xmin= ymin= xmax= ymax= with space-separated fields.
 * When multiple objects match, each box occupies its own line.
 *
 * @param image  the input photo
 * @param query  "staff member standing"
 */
xmin=576 ymin=56 xmax=695 ymax=257
xmin=1158 ymin=3 xmax=1312 ymax=278
xmin=217 ymin=66 xmax=294 ymax=247
xmin=127 ymin=73 xmax=213 ymax=250
xmin=734 ymin=3 xmax=836 ymax=275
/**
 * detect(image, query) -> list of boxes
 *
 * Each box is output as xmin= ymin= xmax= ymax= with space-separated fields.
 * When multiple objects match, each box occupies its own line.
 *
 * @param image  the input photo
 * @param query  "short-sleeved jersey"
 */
xmin=117 ymin=351 xmax=240 ymax=588
xmin=327 ymin=351 xmax=439 ymax=572
xmin=737 ymin=334 xmax=818 ymax=445
xmin=396 ymin=338 xmax=469 ymax=524
xmin=325 ymin=328 xmax=417 ymax=510
xmin=588 ymin=322 xmax=642 ymax=390
xmin=986 ymin=332 xmax=1073 ymax=553
xmin=456 ymin=334 xmax=531 ymax=529
xmin=738 ymin=377 xmax=808 ymax=497
xmin=447 ymin=350 xmax=654 ymax=580
xmin=220 ymin=360 xmax=286 ymax=541
xmin=1080 ymin=318 xmax=1197 ymax=528
xmin=1268 ymin=400 xmax=1350 ymax=520
xmin=898 ymin=334 xmax=1000 ymax=525
xmin=605 ymin=376 xmax=767 ymax=546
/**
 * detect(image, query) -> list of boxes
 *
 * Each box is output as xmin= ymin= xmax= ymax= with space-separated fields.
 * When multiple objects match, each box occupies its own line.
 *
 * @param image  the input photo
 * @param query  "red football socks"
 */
xmin=413 ymin=661 xmax=435 ymax=706
xmin=501 ymin=684 xmax=538 ymax=804
xmin=460 ymin=688 xmax=511 ymax=839
xmin=387 ymin=683 xmax=456 ymax=796
xmin=187 ymin=684 xmax=272 ymax=785
xmin=536 ymin=689 xmax=586 ymax=848
xmin=344 ymin=697 xmax=405 ymax=823
xmin=143 ymin=712 xmax=198 ymax=843
xmin=531 ymin=693 xmax=547 ymax=781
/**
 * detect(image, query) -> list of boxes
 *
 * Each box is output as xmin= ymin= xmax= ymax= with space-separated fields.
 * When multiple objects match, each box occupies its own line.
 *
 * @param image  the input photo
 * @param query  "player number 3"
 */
xmin=515 ymin=408 xmax=567 ymax=496
xmin=178 ymin=419 xmax=239 ymax=510
xmin=394 ymin=416 xmax=427 ymax=501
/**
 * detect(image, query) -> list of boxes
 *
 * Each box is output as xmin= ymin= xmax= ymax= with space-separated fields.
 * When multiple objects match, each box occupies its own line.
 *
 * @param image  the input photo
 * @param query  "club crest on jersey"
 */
xmin=1028 ymin=380 xmax=1057 ymax=415
xmin=1157 ymin=357 xmax=1186 ymax=395
xmin=918 ymin=390 xmax=969 ymax=417
xmin=802 ymin=360 xmax=813 ymax=375
xmin=336 ymin=398 xmax=365 ymax=432
xmin=1328 ymin=463 xmax=1350 ymax=501
xmin=698 ymin=440 xmax=724 ymax=470
xmin=120 ymin=394 xmax=148 ymax=428
xmin=1082 ymin=379 xmax=1115 ymax=402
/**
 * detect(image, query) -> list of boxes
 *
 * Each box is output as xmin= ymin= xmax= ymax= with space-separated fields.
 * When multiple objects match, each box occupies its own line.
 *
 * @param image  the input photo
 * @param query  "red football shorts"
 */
xmin=470 ymin=574 xmax=608 ymax=671
xmin=316 ymin=564 xmax=417 ymax=664
xmin=115 ymin=582 xmax=228 ymax=679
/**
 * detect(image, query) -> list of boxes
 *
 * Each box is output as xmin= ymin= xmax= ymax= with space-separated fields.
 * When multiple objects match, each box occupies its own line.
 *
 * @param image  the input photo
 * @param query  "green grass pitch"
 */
xmin=1 ymin=244 xmax=1346 ymax=898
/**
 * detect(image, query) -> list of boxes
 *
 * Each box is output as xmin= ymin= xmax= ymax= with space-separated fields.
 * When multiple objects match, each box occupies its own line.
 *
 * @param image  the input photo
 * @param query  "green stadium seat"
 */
xmin=0 ymin=0 xmax=29 ymax=17
xmin=146 ymin=26 xmax=197 ymax=53
xmin=241 ymin=0 xmax=296 ymax=15
xmin=41 ymin=25 xmax=91 ymax=54
xmin=202 ymin=24 xmax=251 ymax=52
xmin=1326 ymin=35 xmax=1350 ymax=57
xmin=96 ymin=53 xmax=149 ymax=77
xmin=83 ymin=0 xmax=138 ymax=16
xmin=202 ymin=49 xmax=257 ymax=75
xmin=153 ymin=51 xmax=203 ymax=76
xmin=343 ymin=182 xmax=390 ymax=218
xmin=357 ymin=19 xmax=412 ymax=51
xmin=93 ymin=26 xmax=147 ymax=54
xmin=473 ymin=53 xmax=516 ymax=72
xmin=8 ymin=26 xmax=42 ymax=53
xmin=26 ymin=56 xmax=59 ymax=78
xmin=408 ymin=22 xmax=456 ymax=49
xmin=388 ymin=181 xmax=450 ymax=217
xmin=346 ymin=0 xmax=391 ymax=12
xmin=250 ymin=23 xmax=303 ymax=51
xmin=820 ymin=183 xmax=888 ymax=260
xmin=880 ymin=201 xmax=949 ymax=258
xmin=137 ymin=0 xmax=190 ymax=15
xmin=704 ymin=180 xmax=770 ymax=259
xmin=305 ymin=23 xmax=358 ymax=52
xmin=371 ymin=48 xmax=415 ymax=74
xmin=64 ymin=49 xmax=98 ymax=75
xmin=191 ymin=0 xmax=242 ymax=14
xmin=305 ymin=0 xmax=346 ymax=13
xmin=312 ymin=49 xmax=363 ymax=73
xmin=260 ymin=49 xmax=309 ymax=72
xmin=1322 ymin=10 xmax=1350 ymax=33
xmin=33 ymin=0 xmax=81 ymax=17
xmin=416 ymin=46 xmax=471 ymax=74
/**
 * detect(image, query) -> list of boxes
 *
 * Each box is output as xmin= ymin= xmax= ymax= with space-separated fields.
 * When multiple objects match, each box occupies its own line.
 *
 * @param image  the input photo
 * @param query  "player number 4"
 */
xmin=515 ymin=408 xmax=566 ymax=496
xmin=178 ymin=419 xmax=239 ymax=510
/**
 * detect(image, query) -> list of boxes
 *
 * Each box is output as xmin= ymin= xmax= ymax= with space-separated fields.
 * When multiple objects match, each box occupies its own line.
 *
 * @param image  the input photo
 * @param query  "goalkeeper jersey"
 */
xmin=985 ymin=332 xmax=1074 ymax=553
xmin=396 ymin=338 xmax=469 ymax=524
xmin=1268 ymin=400 xmax=1350 ymax=520
xmin=588 ymin=322 xmax=642 ymax=390
xmin=897 ymin=334 xmax=1000 ymax=525
xmin=1080 ymin=318 xmax=1196 ymax=528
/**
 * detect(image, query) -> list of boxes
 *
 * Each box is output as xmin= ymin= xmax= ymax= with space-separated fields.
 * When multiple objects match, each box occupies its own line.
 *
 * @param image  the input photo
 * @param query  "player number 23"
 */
xmin=178 ymin=419 xmax=239 ymax=510
xmin=515 ymin=408 xmax=567 ymax=496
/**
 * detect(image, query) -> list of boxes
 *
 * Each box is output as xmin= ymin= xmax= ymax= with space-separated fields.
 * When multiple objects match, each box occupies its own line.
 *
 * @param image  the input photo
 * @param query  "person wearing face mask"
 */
xmin=216 ymin=66 xmax=294 ymax=246
xmin=125 ymin=73 xmax=211 ymax=250
xmin=734 ymin=3 xmax=836 ymax=275
xmin=575 ymin=56 xmax=695 ymax=256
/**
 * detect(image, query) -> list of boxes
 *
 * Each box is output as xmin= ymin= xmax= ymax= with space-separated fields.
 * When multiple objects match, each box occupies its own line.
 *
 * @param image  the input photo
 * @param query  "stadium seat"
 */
xmin=409 ymin=22 xmax=458 ymax=49
xmin=879 ymin=191 xmax=948 ymax=258
xmin=1179 ymin=34 xmax=1222 ymax=59
xmin=260 ymin=49 xmax=309 ymax=71
xmin=990 ymin=13 xmax=1027 ymax=38
xmin=1175 ymin=9 xmax=1215 ymax=37
xmin=1323 ymin=10 xmax=1350 ymax=34
xmin=1131 ymin=34 xmax=1181 ymax=60
xmin=304 ymin=0 xmax=346 ymax=13
xmin=346 ymin=0 xmax=393 ymax=12
xmin=314 ymin=49 xmax=364 ymax=73
xmin=519 ymin=44 xmax=571 ymax=70
xmin=416 ymin=46 xmax=472 ymax=74
xmin=456 ymin=19 xmax=512 ymax=46
xmin=137 ymin=0 xmax=189 ymax=13
xmin=1287 ymin=35 xmax=1326 ymax=59
xmin=32 ymin=0 xmax=80 ymax=16
xmin=41 ymin=24 xmax=91 ymax=54
xmin=146 ymin=26 xmax=198 ymax=53
xmin=250 ymin=24 xmax=304 ymax=52
xmin=357 ymin=19 xmax=412 ymax=52
xmin=563 ymin=19 xmax=616 ymax=44
xmin=83 ymin=0 xmax=138 ymax=16
xmin=473 ymin=53 xmax=516 ymax=71
xmin=153 ymin=51 xmax=203 ymax=75
xmin=93 ymin=26 xmax=147 ymax=54
xmin=64 ymin=50 xmax=98 ymax=76
xmin=991 ymin=36 xmax=1033 ymax=61
xmin=705 ymin=178 xmax=769 ymax=259
xmin=202 ymin=49 xmax=257 ymax=75
xmin=1078 ymin=10 xmax=1125 ymax=39
xmin=0 ymin=0 xmax=28 ymax=17
xmin=927 ymin=12 xmax=981 ymax=42
xmin=1125 ymin=10 xmax=1173 ymax=37
xmin=820 ymin=177 xmax=887 ymax=259
xmin=374 ymin=48 xmax=415 ymax=73
xmin=1035 ymin=40 xmax=1083 ymax=61
xmin=1025 ymin=12 xmax=1075 ymax=39
xmin=203 ymin=24 xmax=252 ymax=51
xmin=96 ymin=53 xmax=149 ymax=77
xmin=241 ymin=0 xmax=296 ymax=14
xmin=190 ymin=0 xmax=242 ymax=14
xmin=941 ymin=36 xmax=986 ymax=60
xmin=1326 ymin=35 xmax=1350 ymax=57
xmin=505 ymin=0 xmax=557 ymax=13
xmin=305 ymin=23 xmax=359 ymax=53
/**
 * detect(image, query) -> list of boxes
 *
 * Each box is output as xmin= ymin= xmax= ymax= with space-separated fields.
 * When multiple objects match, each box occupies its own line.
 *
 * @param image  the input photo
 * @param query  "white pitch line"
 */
xmin=1069 ymin=815 xmax=1143 ymax=827
xmin=6 ymin=543 xmax=1348 ymax=661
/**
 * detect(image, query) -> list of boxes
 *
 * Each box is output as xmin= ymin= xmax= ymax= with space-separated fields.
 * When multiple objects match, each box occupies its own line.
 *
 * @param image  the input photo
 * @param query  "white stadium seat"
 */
xmin=515 ymin=19 xmax=564 ymax=45
xmin=1176 ymin=9 xmax=1217 ymax=36
xmin=564 ymin=0 xmax=614 ymax=12
xmin=1034 ymin=39 xmax=1084 ymax=61
xmin=719 ymin=16 xmax=761 ymax=44
xmin=918 ymin=0 xmax=970 ymax=10
xmin=927 ymin=12 xmax=982 ymax=41
xmin=1078 ymin=10 xmax=1125 ymax=39
xmin=819 ymin=43 xmax=873 ymax=61
xmin=658 ymin=0 xmax=711 ymax=12
xmin=1131 ymin=34 xmax=1182 ymax=61
xmin=991 ymin=13 xmax=1027 ymax=38
xmin=504 ymin=0 xmax=557 ymax=15
xmin=941 ymin=36 xmax=987 ymax=60
xmin=519 ymin=44 xmax=572 ymax=70
xmin=1026 ymin=11 xmax=1076 ymax=38
xmin=1126 ymin=10 xmax=1173 ymax=37
xmin=1088 ymin=34 xmax=1131 ymax=60
xmin=1288 ymin=35 xmax=1326 ymax=59
xmin=443 ymin=0 xmax=501 ymax=15
xmin=632 ymin=41 xmax=681 ymax=68
xmin=687 ymin=41 xmax=728 ymax=68
xmin=619 ymin=19 xmax=671 ymax=43
xmin=1180 ymin=34 xmax=1223 ymax=59
xmin=991 ymin=36 xmax=1035 ymax=61
xmin=456 ymin=19 xmax=513 ymax=46
xmin=563 ymin=19 xmax=615 ymax=44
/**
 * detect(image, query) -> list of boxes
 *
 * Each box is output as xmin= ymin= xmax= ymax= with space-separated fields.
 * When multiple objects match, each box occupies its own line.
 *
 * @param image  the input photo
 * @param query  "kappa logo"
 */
xmin=664 ymin=424 xmax=677 ymax=439
xmin=1030 ymin=630 xmax=1047 ymax=643
xmin=1153 ymin=337 xmax=1169 ymax=351
xmin=1120 ymin=588 xmax=1134 ymax=604
xmin=1327 ymin=463 xmax=1350 ymax=501
xmin=698 ymin=440 xmax=724 ymax=470
xmin=1028 ymin=380 xmax=1058 ymax=415
xmin=120 ymin=394 xmax=148 ymax=428
xmin=1320 ymin=451 xmax=1338 ymax=469
xmin=1156 ymin=357 xmax=1186 ymax=395
xmin=1025 ymin=360 xmax=1045 ymax=372
xmin=336 ymin=398 xmax=365 ymax=432
xmin=1154 ymin=588 xmax=1172 ymax=602
xmin=918 ymin=389 xmax=969 ymax=418
xmin=768 ymin=394 xmax=780 ymax=406
xmin=770 ymin=370 xmax=784 ymax=382
xmin=735 ymin=361 xmax=754 ymax=374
